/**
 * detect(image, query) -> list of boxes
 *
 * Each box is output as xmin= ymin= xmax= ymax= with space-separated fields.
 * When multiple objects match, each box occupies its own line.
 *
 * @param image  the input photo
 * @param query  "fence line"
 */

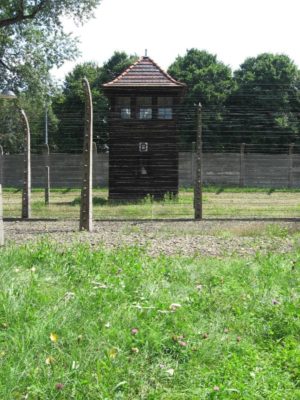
xmin=0 ymin=150 xmax=299 ymax=189
xmin=1 ymin=98 xmax=300 ymax=222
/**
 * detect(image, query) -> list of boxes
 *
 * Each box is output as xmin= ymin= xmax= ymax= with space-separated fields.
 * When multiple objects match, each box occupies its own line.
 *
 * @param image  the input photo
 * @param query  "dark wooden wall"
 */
xmin=106 ymin=89 xmax=182 ymax=200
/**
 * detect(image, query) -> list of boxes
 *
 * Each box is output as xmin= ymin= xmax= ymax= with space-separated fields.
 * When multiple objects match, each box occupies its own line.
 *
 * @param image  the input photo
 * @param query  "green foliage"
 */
xmin=97 ymin=51 xmax=140 ymax=85
xmin=0 ymin=0 xmax=102 ymax=153
xmin=0 ymin=242 xmax=299 ymax=398
xmin=167 ymin=50 xmax=300 ymax=152
xmin=2 ymin=44 xmax=300 ymax=154
xmin=225 ymin=54 xmax=300 ymax=151
xmin=53 ymin=52 xmax=138 ymax=152
xmin=0 ymin=92 xmax=59 ymax=153
xmin=0 ymin=0 xmax=101 ymax=96
xmin=168 ymin=49 xmax=235 ymax=106
xmin=0 ymin=99 xmax=23 ymax=153
xmin=168 ymin=49 xmax=235 ymax=149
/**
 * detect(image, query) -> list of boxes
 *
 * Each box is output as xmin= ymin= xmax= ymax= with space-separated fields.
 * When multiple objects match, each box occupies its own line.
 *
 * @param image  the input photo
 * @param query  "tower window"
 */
xmin=137 ymin=97 xmax=152 ymax=120
xmin=158 ymin=97 xmax=173 ymax=119
xmin=139 ymin=108 xmax=152 ymax=119
xmin=116 ymin=97 xmax=131 ymax=119
xmin=158 ymin=108 xmax=172 ymax=119
xmin=121 ymin=108 xmax=131 ymax=119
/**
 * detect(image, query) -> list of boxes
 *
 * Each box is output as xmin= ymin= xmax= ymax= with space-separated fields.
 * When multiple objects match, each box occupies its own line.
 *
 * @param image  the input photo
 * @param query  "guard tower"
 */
xmin=103 ymin=55 xmax=186 ymax=200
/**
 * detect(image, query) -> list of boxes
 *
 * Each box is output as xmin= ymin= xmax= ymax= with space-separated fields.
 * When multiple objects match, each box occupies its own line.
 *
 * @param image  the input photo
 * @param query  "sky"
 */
xmin=52 ymin=0 xmax=300 ymax=81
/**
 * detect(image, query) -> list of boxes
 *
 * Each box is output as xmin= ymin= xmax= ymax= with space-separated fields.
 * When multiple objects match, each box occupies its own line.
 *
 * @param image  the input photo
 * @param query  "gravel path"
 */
xmin=3 ymin=219 xmax=300 ymax=257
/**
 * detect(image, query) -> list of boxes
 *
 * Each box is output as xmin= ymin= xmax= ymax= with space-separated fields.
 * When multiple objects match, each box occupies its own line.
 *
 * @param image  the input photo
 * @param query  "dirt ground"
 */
xmin=3 ymin=219 xmax=300 ymax=257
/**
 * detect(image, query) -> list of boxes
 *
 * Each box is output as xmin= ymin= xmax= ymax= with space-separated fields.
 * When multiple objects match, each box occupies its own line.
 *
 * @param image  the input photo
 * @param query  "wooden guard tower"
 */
xmin=103 ymin=55 xmax=186 ymax=200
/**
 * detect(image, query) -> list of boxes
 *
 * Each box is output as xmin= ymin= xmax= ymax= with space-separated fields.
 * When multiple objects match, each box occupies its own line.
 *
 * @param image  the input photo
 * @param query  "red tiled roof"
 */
xmin=103 ymin=56 xmax=185 ymax=88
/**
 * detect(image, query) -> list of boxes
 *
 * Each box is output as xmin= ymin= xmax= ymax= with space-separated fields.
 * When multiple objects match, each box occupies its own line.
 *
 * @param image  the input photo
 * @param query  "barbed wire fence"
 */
xmin=0 ymin=88 xmax=300 ymax=231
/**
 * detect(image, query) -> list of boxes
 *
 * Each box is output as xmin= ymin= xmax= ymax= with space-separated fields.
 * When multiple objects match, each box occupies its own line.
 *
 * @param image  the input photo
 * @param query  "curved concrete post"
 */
xmin=20 ymin=109 xmax=31 ymax=219
xmin=79 ymin=77 xmax=93 ymax=231
xmin=43 ymin=144 xmax=50 ymax=205
xmin=194 ymin=103 xmax=203 ymax=220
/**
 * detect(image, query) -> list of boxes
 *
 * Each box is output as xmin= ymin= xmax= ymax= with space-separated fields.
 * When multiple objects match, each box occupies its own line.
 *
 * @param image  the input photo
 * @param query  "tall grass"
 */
xmin=3 ymin=187 xmax=300 ymax=219
xmin=0 ymin=242 xmax=299 ymax=399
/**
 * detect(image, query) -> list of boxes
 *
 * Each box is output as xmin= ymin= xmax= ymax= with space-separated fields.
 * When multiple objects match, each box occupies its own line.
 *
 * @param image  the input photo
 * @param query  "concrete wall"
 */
xmin=1 ymin=153 xmax=109 ymax=188
xmin=180 ymin=152 xmax=299 ymax=188
xmin=0 ymin=152 xmax=299 ymax=188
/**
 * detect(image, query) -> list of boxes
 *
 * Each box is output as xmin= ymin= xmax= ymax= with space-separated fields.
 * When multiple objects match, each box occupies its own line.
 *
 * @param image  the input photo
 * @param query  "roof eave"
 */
xmin=102 ymin=83 xmax=186 ymax=89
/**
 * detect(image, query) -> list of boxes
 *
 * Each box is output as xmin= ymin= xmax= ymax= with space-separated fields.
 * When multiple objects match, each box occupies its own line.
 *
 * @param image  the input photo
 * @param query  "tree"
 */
xmin=227 ymin=53 xmax=300 ymax=152
xmin=168 ymin=49 xmax=234 ymax=106
xmin=0 ymin=90 xmax=59 ymax=154
xmin=0 ymin=1 xmax=100 ymax=28
xmin=168 ymin=49 xmax=235 ymax=149
xmin=53 ymin=52 xmax=138 ymax=153
xmin=0 ymin=0 xmax=101 ymax=95
xmin=0 ymin=99 xmax=23 ymax=153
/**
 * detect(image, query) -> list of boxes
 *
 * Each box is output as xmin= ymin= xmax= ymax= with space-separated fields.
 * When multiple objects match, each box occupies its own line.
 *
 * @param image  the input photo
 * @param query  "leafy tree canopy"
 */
xmin=61 ymin=52 xmax=138 ymax=102
xmin=227 ymin=53 xmax=300 ymax=149
xmin=232 ymin=53 xmax=300 ymax=111
xmin=234 ymin=53 xmax=299 ymax=87
xmin=167 ymin=49 xmax=235 ymax=148
xmin=168 ymin=48 xmax=235 ymax=106
xmin=52 ymin=52 xmax=138 ymax=152
xmin=0 ymin=0 xmax=101 ymax=97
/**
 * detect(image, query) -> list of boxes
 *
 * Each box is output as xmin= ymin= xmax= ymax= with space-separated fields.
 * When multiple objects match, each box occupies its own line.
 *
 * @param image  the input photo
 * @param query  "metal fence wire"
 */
xmin=0 ymin=96 xmax=300 ymax=221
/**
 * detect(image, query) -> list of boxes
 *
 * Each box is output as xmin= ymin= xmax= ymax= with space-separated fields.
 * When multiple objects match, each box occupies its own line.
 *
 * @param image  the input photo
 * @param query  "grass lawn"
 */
xmin=3 ymin=187 xmax=300 ymax=219
xmin=0 ymin=241 xmax=299 ymax=399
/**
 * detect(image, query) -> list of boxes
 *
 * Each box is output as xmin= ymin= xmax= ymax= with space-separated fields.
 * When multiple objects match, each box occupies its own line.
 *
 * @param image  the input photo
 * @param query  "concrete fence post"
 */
xmin=20 ymin=109 xmax=31 ymax=219
xmin=43 ymin=144 xmax=50 ymax=205
xmin=191 ymin=141 xmax=196 ymax=184
xmin=0 ymin=145 xmax=3 ymax=186
xmin=92 ymin=141 xmax=97 ymax=188
xmin=0 ymin=184 xmax=4 ymax=246
xmin=239 ymin=143 xmax=246 ymax=187
xmin=288 ymin=143 xmax=294 ymax=188
xmin=79 ymin=77 xmax=93 ymax=231
xmin=194 ymin=104 xmax=203 ymax=220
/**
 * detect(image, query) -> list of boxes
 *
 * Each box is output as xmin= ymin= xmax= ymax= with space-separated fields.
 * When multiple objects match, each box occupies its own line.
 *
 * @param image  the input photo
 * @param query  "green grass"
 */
xmin=3 ymin=187 xmax=300 ymax=219
xmin=0 ymin=242 xmax=300 ymax=399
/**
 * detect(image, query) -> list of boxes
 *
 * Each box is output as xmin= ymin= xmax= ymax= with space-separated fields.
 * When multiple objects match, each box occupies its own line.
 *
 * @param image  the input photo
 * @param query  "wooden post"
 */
xmin=239 ymin=143 xmax=245 ymax=187
xmin=0 ymin=184 xmax=4 ymax=246
xmin=194 ymin=103 xmax=203 ymax=220
xmin=79 ymin=77 xmax=93 ymax=231
xmin=288 ymin=143 xmax=294 ymax=188
xmin=0 ymin=145 xmax=3 ymax=186
xmin=20 ymin=109 xmax=31 ymax=219
xmin=43 ymin=144 xmax=50 ymax=205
